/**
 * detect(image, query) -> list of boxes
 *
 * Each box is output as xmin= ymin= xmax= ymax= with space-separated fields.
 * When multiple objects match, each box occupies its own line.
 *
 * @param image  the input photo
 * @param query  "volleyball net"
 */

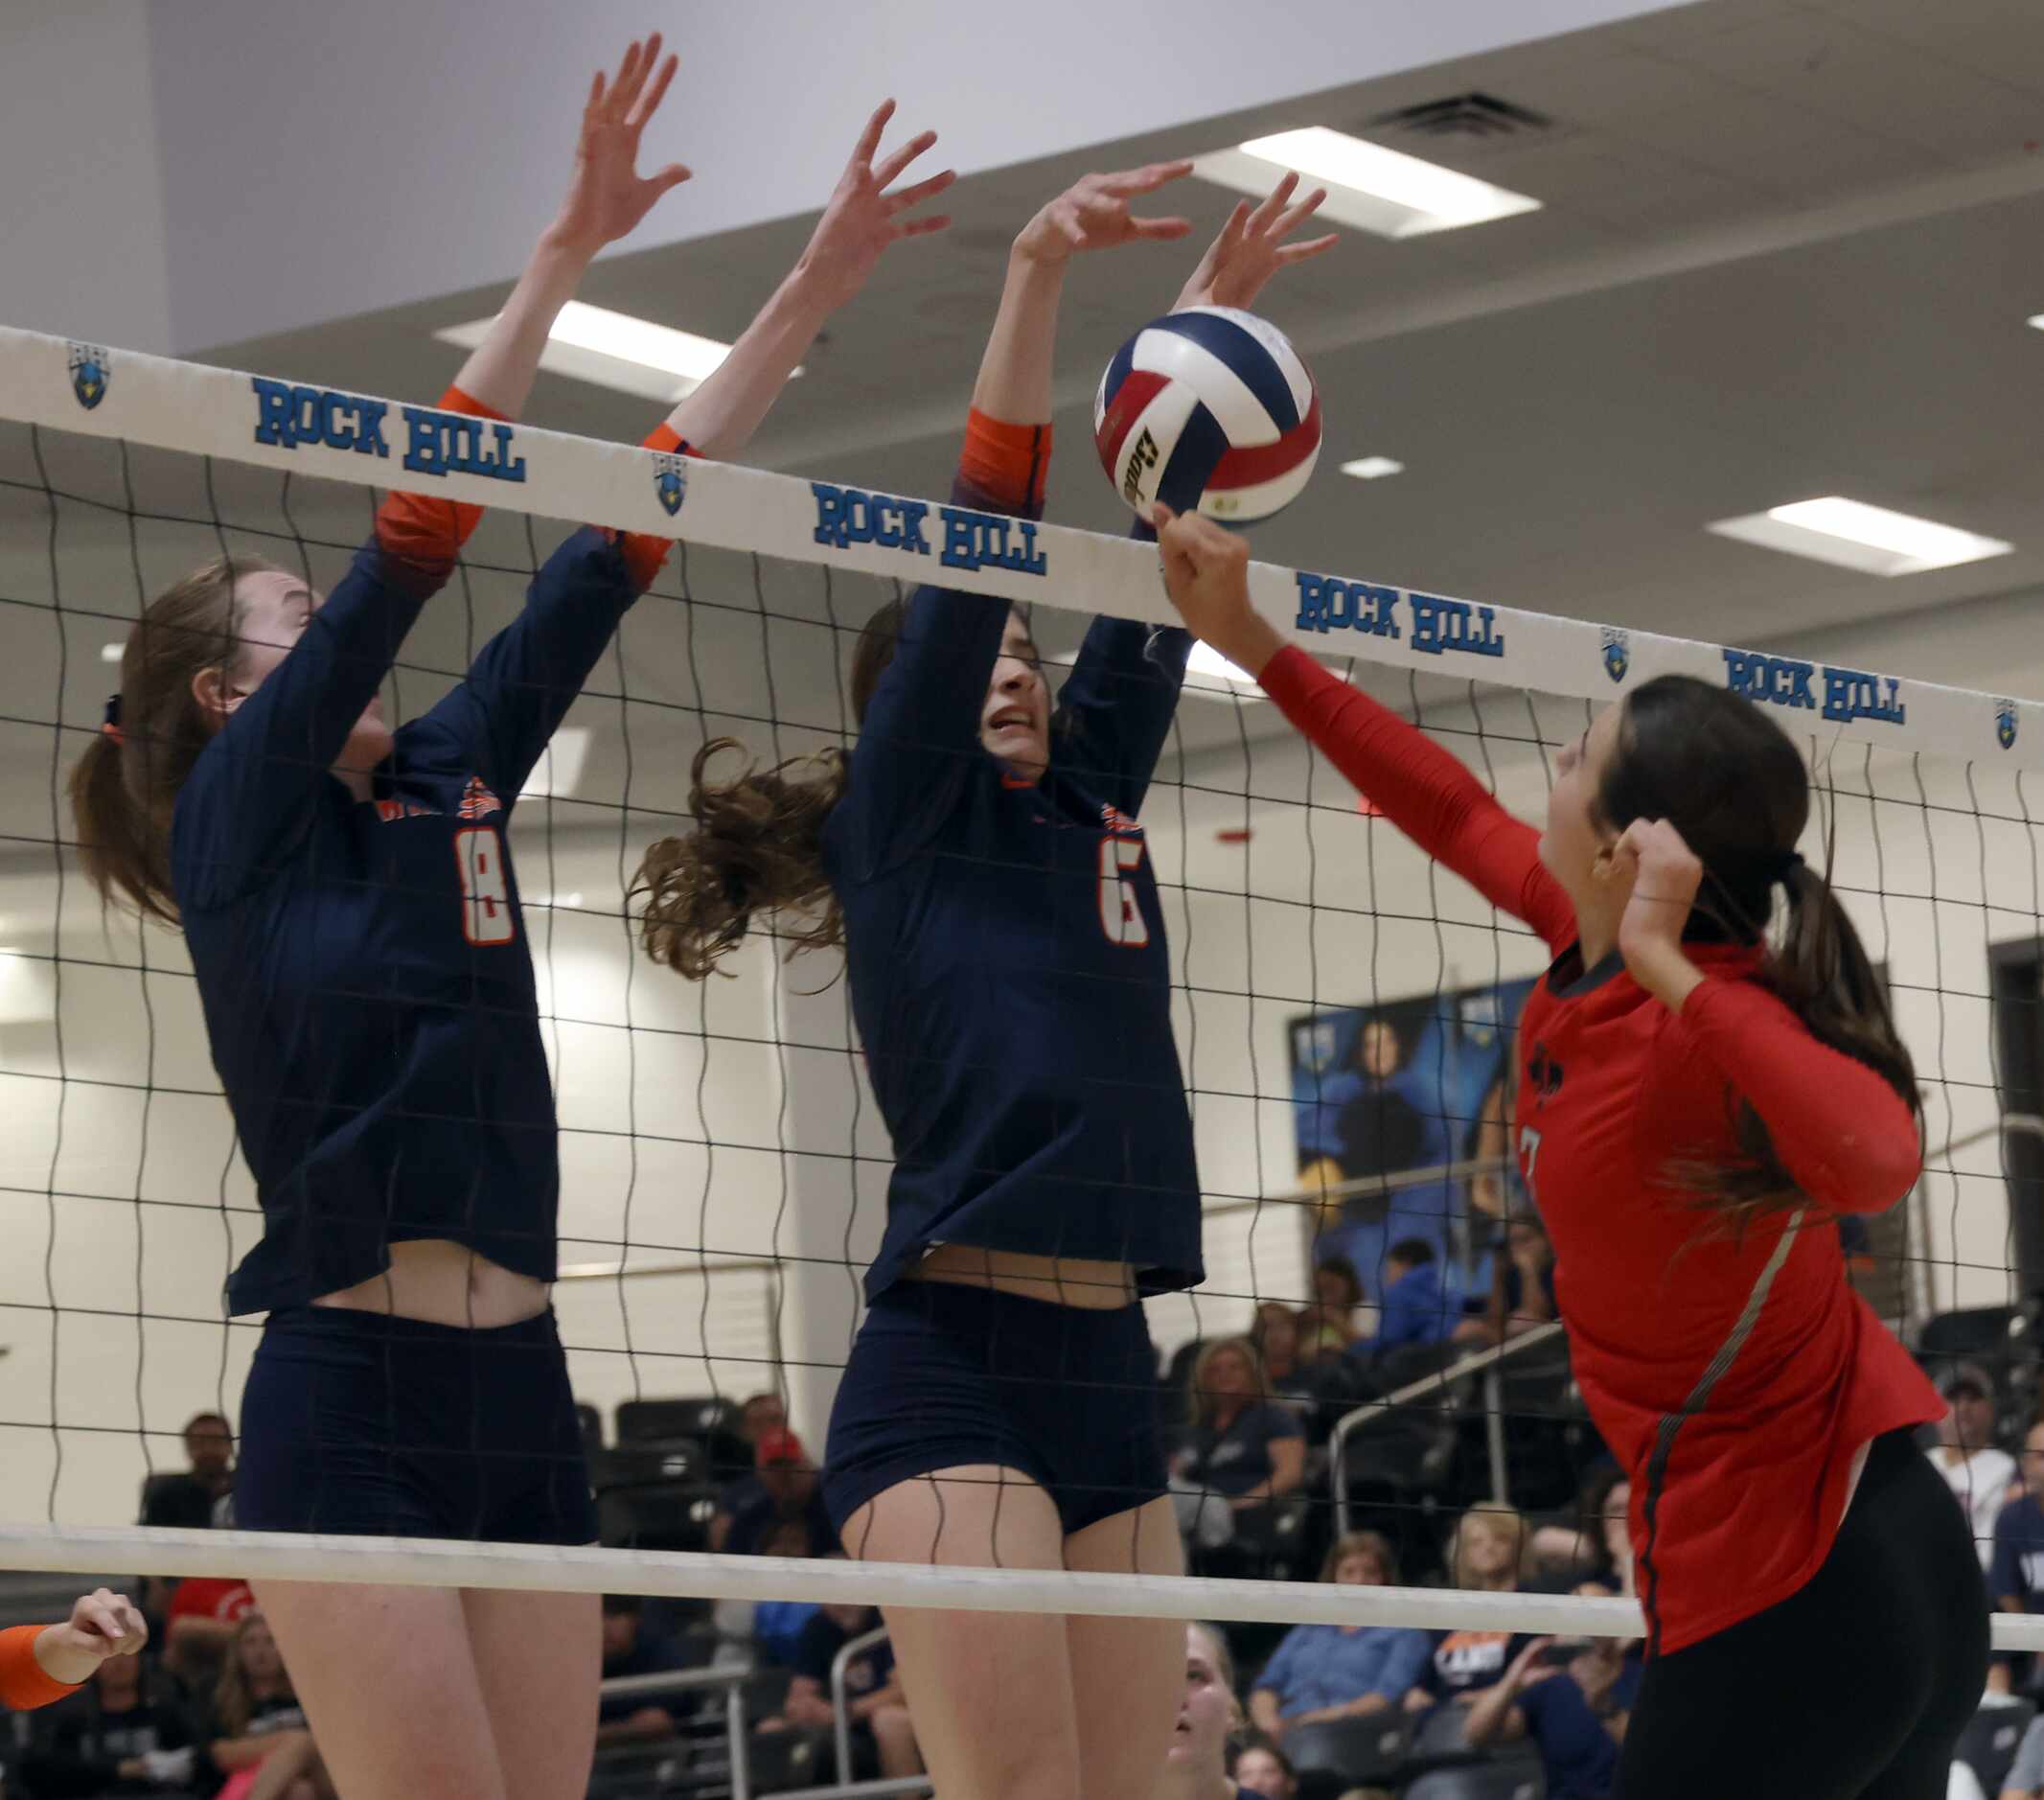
xmin=1 ymin=322 xmax=2041 ymax=1650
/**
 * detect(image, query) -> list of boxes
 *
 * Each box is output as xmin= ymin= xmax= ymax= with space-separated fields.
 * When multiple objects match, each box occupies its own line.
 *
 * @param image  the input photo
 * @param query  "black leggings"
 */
xmin=1617 ymin=1427 xmax=1988 ymax=1799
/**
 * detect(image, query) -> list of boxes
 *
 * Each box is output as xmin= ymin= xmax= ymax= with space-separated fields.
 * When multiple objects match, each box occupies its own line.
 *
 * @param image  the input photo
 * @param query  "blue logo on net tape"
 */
xmin=68 ymin=343 xmax=109 ymax=411
xmin=654 ymin=452 xmax=688 ymax=519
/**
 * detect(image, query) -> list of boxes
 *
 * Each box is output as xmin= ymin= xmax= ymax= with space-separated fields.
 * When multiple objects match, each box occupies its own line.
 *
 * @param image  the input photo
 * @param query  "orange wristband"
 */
xmin=0 ymin=1626 xmax=80 ymax=1710
xmin=959 ymin=408 xmax=1051 ymax=513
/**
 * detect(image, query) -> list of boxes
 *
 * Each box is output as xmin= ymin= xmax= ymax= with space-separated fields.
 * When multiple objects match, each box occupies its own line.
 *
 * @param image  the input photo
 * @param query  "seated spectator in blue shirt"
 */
xmin=597 ymin=1596 xmax=703 ymax=1746
xmin=1247 ymin=1533 xmax=1433 ymax=1742
xmin=1170 ymin=1339 xmax=1306 ymax=1550
xmin=726 ymin=1428 xmax=835 ymax=1558
xmin=759 ymin=1579 xmax=920 ymax=1785
xmin=1358 ymin=1239 xmax=1453 ymax=1356
xmin=1991 ymin=1419 xmax=2044 ymax=1695
xmin=1463 ymin=1635 xmax=1641 ymax=1800
xmin=1405 ymin=1507 xmax=1540 ymax=1734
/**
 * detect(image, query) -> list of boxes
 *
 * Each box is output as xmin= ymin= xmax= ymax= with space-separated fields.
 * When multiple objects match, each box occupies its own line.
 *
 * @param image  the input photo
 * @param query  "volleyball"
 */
xmin=1092 ymin=305 xmax=1322 ymax=522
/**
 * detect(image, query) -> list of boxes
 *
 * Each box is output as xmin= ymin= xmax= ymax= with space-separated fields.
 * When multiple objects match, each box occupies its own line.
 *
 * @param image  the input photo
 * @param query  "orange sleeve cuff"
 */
xmin=373 ymin=383 xmax=502 ymax=568
xmin=0 ymin=1626 xmax=80 ymax=1710
xmin=613 ymin=424 xmax=695 ymax=591
xmin=959 ymin=408 xmax=1051 ymax=513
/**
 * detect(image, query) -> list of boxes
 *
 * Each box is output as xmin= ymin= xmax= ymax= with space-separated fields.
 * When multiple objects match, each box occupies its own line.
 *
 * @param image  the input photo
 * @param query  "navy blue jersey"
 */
xmin=174 ymin=525 xmax=641 ymax=1314
xmin=825 ymin=473 xmax=1201 ymax=1301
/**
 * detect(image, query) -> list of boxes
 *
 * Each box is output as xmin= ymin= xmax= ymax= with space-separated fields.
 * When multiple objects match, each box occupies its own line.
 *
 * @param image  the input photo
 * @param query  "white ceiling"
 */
xmin=10 ymin=0 xmax=2044 ymax=875
xmin=0 ymin=0 xmax=1688 ymax=355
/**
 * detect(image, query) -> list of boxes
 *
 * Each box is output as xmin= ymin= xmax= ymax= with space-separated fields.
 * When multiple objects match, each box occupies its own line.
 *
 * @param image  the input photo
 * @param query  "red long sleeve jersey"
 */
xmin=1261 ymin=647 xmax=1941 ymax=1655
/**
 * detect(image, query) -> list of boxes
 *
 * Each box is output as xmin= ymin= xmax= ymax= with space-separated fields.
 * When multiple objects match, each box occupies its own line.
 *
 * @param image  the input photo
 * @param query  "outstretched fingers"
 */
xmin=1107 ymin=158 xmax=1196 ymax=196
xmin=850 ymin=98 xmax=898 ymax=174
xmin=627 ymin=49 xmax=678 ymax=131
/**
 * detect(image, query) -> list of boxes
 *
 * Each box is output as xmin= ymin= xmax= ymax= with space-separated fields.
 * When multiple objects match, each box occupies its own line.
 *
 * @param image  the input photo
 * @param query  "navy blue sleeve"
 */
xmin=172 ymin=540 xmax=441 ymax=910
xmin=828 ymin=473 xmax=1023 ymax=880
xmin=1052 ymin=521 xmax=1190 ymax=821
xmin=410 ymin=526 xmax=641 ymax=801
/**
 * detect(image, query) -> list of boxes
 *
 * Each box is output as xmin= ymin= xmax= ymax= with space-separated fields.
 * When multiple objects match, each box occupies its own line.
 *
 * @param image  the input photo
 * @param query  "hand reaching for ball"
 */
xmin=1146 ymin=504 xmax=1283 ymax=679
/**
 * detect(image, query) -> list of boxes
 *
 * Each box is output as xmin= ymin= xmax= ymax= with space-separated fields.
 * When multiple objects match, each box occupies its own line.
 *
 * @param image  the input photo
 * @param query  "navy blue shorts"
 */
xmin=823 ymin=1281 xmax=1166 ymax=1537
xmin=235 ymin=1305 xmax=597 ymax=1546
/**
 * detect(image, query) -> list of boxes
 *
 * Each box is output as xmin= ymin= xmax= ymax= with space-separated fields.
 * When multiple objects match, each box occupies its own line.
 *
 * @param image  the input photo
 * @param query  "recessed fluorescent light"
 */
xmin=100 ymin=642 xmax=124 ymax=664
xmin=1708 ymin=496 xmax=2012 ymax=577
xmin=520 ymin=728 xmax=591 ymax=799
xmin=1194 ymin=126 xmax=1540 ymax=241
xmin=2028 ymin=313 xmax=2044 ymax=332
xmin=1053 ymin=645 xmax=1262 ymax=704
xmin=434 ymin=302 xmax=801 ymax=404
xmin=1340 ymin=456 xmax=1405 ymax=481
xmin=531 ymin=892 xmax=584 ymax=911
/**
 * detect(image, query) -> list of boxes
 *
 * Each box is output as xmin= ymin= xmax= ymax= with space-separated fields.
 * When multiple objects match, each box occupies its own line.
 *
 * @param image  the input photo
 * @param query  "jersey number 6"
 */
xmin=454 ymin=827 xmax=517 ymax=947
xmin=1097 ymin=836 xmax=1151 ymax=948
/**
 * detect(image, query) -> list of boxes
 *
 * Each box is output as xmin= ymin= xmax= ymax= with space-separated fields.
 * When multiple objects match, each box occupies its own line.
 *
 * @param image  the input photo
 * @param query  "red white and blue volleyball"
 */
xmin=1093 ymin=306 xmax=1321 ymax=523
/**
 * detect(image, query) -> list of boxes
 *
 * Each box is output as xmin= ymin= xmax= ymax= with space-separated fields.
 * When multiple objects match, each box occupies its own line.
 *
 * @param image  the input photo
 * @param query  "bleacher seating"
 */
xmin=1401 ymin=1754 xmax=1546 ymax=1800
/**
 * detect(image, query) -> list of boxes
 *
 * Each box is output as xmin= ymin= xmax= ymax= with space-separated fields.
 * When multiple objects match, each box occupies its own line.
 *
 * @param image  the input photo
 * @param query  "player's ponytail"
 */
xmin=1597 ymin=676 xmax=1920 ymax=1223
xmin=633 ymin=739 xmax=849 ymax=979
xmin=634 ymin=599 xmax=911 ymax=980
xmin=68 ymin=553 xmax=272 ymax=925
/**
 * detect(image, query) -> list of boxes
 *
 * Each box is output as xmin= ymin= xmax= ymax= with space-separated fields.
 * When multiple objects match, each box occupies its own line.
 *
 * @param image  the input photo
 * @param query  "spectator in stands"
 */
xmin=1247 ymin=1532 xmax=1432 ymax=1740
xmin=708 ymin=1391 xmax=793 ymax=1550
xmin=1448 ymin=1506 xmax=1532 ymax=1595
xmin=1299 ymin=1258 xmax=1365 ymax=1361
xmin=137 ymin=1412 xmax=236 ymax=1634
xmin=1352 ymin=1238 xmax=1452 ymax=1358
xmin=1171 ymin=1338 xmax=1306 ymax=1550
xmin=710 ymin=1519 xmax=821 ymax=1669
xmin=1532 ymin=1465 xmax=1633 ymax=1597
xmin=1462 ymin=1633 xmax=1640 ymax=1800
xmin=1989 ymin=1418 xmax=2044 ymax=1695
xmin=725 ymin=1427 xmax=834 ymax=1558
xmin=161 ymin=1578 xmax=256 ymax=1694
xmin=1932 ymin=1362 xmax=2016 ymax=1571
xmin=760 ymin=1578 xmax=920 ymax=1783
xmin=1252 ymin=1302 xmax=1313 ymax=1400
xmin=1159 ymin=1621 xmax=1241 ymax=1800
xmin=18 ymin=1641 xmax=197 ymax=1796
xmin=139 ymin=1413 xmax=236 ymax=1530
xmin=1231 ymin=1737 xmax=1298 ymax=1799
xmin=1458 ymin=1213 xmax=1558 ymax=1347
xmin=194 ymin=1612 xmax=326 ymax=1800
xmin=595 ymin=1596 xmax=700 ymax=1745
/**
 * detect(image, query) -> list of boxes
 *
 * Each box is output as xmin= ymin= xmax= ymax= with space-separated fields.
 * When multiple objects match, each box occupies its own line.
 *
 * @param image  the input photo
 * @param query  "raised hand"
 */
xmin=792 ymin=100 xmax=955 ymax=313
xmin=1611 ymin=817 xmax=1706 ymax=995
xmin=1013 ymin=163 xmax=1196 ymax=265
xmin=1176 ymin=171 xmax=1338 ymax=312
xmin=1147 ymin=503 xmax=1285 ymax=678
xmin=551 ymin=35 xmax=692 ymax=258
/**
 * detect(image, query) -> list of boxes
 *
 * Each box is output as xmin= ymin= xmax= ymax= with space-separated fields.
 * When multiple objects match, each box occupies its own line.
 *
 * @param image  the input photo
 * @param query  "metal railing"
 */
xmin=1330 ymin=1322 xmax=1568 ymax=1535
xmin=595 ymin=1663 xmax=752 ymax=1800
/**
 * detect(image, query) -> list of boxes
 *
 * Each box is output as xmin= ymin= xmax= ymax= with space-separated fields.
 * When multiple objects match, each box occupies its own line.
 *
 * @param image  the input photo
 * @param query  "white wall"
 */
xmin=0 ymin=1 xmax=173 ymax=352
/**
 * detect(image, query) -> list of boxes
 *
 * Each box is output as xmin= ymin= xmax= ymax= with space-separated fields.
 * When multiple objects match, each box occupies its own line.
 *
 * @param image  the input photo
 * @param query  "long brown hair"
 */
xmin=212 ymin=1613 xmax=294 ymax=1737
xmin=633 ymin=597 xmax=907 ymax=979
xmin=69 ymin=552 xmax=279 ymax=924
xmin=1593 ymin=675 xmax=1920 ymax=1222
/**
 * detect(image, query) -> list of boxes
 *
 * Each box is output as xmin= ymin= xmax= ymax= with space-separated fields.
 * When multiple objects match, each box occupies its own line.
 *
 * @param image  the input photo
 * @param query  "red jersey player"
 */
xmin=1151 ymin=505 xmax=1986 ymax=1800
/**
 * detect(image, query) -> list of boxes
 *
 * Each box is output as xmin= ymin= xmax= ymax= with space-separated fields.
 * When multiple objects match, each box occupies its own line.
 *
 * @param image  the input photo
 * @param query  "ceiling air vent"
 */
xmin=1367 ymin=93 xmax=1552 ymax=141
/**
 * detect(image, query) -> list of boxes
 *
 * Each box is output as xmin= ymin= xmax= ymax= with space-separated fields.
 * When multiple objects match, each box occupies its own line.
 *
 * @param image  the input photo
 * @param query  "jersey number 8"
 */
xmin=454 ymin=827 xmax=517 ymax=947
xmin=1097 ymin=836 xmax=1150 ymax=948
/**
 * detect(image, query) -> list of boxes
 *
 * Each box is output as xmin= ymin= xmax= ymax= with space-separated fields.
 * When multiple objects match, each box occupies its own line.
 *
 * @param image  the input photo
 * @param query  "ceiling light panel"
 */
xmin=435 ymin=303 xmax=801 ymax=404
xmin=1708 ymin=497 xmax=2012 ymax=577
xmin=1194 ymin=126 xmax=1540 ymax=241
